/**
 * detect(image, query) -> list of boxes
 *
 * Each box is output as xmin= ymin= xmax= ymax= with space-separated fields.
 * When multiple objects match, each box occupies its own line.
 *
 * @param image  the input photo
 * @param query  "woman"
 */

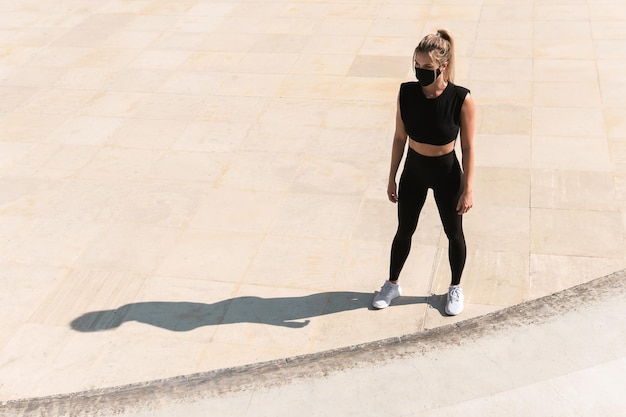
xmin=373 ymin=29 xmax=475 ymax=316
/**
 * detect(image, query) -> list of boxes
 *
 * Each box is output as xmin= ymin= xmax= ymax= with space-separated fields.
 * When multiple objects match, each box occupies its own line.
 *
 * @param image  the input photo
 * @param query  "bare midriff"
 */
xmin=409 ymin=138 xmax=456 ymax=157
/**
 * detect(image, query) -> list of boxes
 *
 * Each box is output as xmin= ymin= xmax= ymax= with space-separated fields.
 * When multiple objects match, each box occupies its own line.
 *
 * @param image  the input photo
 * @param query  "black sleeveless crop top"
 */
xmin=399 ymin=82 xmax=470 ymax=146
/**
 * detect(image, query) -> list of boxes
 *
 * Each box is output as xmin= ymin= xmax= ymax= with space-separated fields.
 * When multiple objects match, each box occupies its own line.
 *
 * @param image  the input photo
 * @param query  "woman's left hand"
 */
xmin=456 ymin=190 xmax=473 ymax=215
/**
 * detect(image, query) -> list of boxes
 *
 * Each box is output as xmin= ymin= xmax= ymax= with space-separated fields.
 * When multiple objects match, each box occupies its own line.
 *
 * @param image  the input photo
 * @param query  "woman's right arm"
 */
xmin=388 ymin=95 xmax=408 ymax=203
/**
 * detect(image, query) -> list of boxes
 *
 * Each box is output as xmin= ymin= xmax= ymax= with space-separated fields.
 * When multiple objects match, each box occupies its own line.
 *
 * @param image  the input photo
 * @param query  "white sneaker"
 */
xmin=372 ymin=281 xmax=402 ymax=309
xmin=445 ymin=285 xmax=464 ymax=316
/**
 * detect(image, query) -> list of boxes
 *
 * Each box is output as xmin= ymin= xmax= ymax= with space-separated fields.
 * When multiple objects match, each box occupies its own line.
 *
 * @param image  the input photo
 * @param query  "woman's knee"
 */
xmin=395 ymin=224 xmax=417 ymax=241
xmin=443 ymin=223 xmax=465 ymax=243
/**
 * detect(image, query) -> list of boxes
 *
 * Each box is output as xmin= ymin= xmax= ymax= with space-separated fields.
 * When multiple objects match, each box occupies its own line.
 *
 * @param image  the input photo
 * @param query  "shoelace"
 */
xmin=380 ymin=282 xmax=393 ymax=293
xmin=380 ymin=282 xmax=397 ymax=296
xmin=449 ymin=287 xmax=462 ymax=302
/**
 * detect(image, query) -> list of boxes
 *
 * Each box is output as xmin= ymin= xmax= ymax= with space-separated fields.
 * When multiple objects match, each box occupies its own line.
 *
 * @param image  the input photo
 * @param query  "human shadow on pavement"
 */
xmin=425 ymin=293 xmax=449 ymax=316
xmin=70 ymin=292 xmax=432 ymax=332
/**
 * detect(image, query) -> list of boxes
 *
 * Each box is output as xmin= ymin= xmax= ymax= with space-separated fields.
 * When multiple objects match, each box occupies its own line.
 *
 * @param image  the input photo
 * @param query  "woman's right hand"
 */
xmin=387 ymin=181 xmax=398 ymax=203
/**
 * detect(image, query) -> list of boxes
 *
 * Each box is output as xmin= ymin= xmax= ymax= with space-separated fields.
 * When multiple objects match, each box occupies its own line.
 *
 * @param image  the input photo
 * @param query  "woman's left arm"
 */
xmin=457 ymin=93 xmax=476 ymax=215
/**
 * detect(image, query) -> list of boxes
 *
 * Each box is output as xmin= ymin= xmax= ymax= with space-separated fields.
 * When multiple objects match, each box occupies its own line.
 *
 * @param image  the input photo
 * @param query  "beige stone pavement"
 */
xmin=0 ymin=0 xmax=625 ymax=404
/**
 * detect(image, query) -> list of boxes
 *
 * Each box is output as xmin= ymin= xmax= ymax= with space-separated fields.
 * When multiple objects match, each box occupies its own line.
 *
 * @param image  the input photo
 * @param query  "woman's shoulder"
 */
xmin=450 ymin=82 xmax=470 ymax=97
xmin=398 ymin=82 xmax=421 ymax=101
xmin=400 ymin=81 xmax=420 ymax=91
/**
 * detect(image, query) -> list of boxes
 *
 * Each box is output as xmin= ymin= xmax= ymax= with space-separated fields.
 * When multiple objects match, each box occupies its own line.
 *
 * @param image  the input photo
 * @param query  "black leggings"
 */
xmin=390 ymin=147 xmax=466 ymax=285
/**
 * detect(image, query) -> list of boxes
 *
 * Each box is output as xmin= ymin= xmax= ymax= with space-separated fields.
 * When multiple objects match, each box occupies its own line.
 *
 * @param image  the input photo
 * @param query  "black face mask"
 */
xmin=415 ymin=67 xmax=441 ymax=86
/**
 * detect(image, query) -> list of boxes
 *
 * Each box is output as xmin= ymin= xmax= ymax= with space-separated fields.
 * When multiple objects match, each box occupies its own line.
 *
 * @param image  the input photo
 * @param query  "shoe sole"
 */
xmin=445 ymin=307 xmax=463 ymax=316
xmin=372 ymin=298 xmax=393 ymax=309
xmin=372 ymin=287 xmax=402 ymax=309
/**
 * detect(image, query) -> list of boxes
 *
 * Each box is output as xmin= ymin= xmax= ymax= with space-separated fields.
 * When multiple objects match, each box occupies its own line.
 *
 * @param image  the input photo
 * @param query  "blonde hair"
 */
xmin=415 ymin=29 xmax=455 ymax=83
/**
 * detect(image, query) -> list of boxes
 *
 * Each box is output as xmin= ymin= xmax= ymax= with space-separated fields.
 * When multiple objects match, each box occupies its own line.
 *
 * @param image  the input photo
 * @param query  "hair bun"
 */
xmin=437 ymin=29 xmax=450 ymax=42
